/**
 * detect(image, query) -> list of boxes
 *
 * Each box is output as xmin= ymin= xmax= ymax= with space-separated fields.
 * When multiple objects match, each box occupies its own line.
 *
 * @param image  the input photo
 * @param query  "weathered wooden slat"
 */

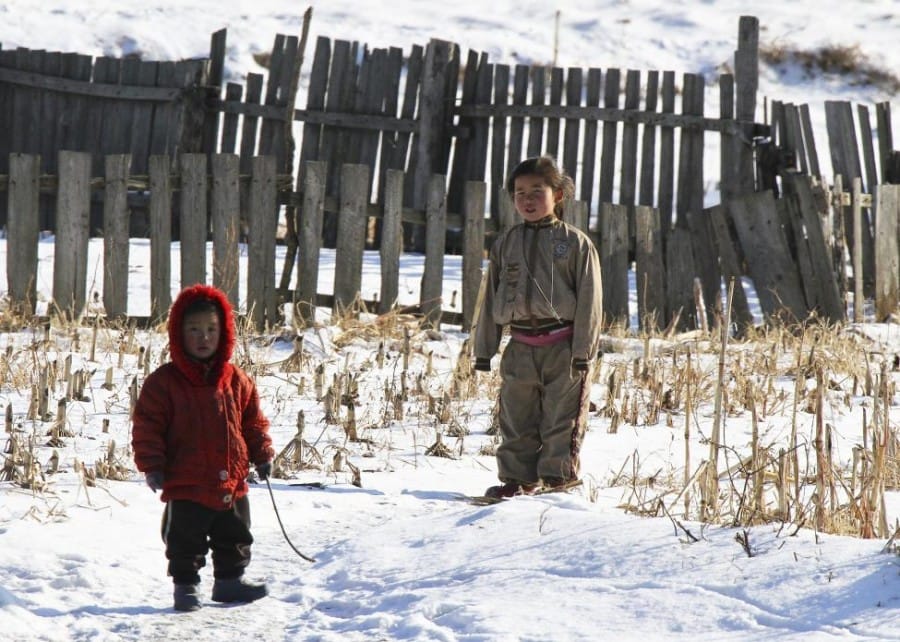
xmin=295 ymin=160 xmax=326 ymax=324
xmin=783 ymin=104 xmax=807 ymax=175
xmin=675 ymin=73 xmax=697 ymax=229
xmin=857 ymin=105 xmax=879 ymax=192
xmin=420 ymin=173 xmax=447 ymax=327
xmin=328 ymin=41 xmax=361 ymax=206
xmin=148 ymin=155 xmax=172 ymax=321
xmin=219 ymin=83 xmax=243 ymax=153
xmin=824 ymin=100 xmax=875 ymax=290
xmin=247 ymin=155 xmax=278 ymax=329
xmin=638 ymin=70 xmax=659 ymax=207
xmin=211 ymin=154 xmax=240 ymax=306
xmin=566 ymin=200 xmax=589 ymax=234
xmin=580 ymin=68 xmax=602 ymax=208
xmin=179 ymin=153 xmax=208 ymax=288
xmin=102 ymin=154 xmax=131 ymax=319
xmin=319 ymin=39 xmax=353 ymax=244
xmin=465 ymin=54 xmax=491 ymax=186
xmin=6 ymin=153 xmax=40 ymax=313
xmin=258 ymin=34 xmax=289 ymax=161
xmin=461 ymin=180 xmax=486 ymax=331
xmin=333 ymin=163 xmax=369 ymax=317
xmin=489 ymin=64 xmax=510 ymax=220
xmin=238 ymin=73 xmax=264 ymax=174
xmin=526 ymin=66 xmax=545 ymax=157
xmin=355 ymin=48 xmax=386 ymax=185
xmin=505 ymin=65 xmax=529 ymax=183
xmin=562 ymin=66 xmax=582 ymax=187
xmin=296 ymin=37 xmax=330 ymax=182
xmin=53 ymin=151 xmax=91 ymax=320
xmin=396 ymin=44 xmax=424 ymax=209
xmin=718 ymin=74 xmax=736 ymax=206
xmin=875 ymin=102 xmax=893 ymax=180
xmin=544 ymin=67 xmax=564 ymax=159
xmin=375 ymin=46 xmax=403 ymax=205
xmin=618 ymin=69 xmax=640 ymax=207
xmin=657 ymin=70 xmax=676 ymax=237
xmin=202 ymin=28 xmax=227 ymax=157
xmin=173 ymin=60 xmax=208 ymax=155
xmin=447 ymin=50 xmax=479 ymax=216
xmin=125 ymin=59 xmax=155 ymax=175
xmin=413 ymin=40 xmax=454 ymax=216
xmin=728 ymin=190 xmax=808 ymax=323
xmin=379 ymin=169 xmax=403 ymax=314
xmin=799 ymin=104 xmax=821 ymax=178
xmin=782 ymin=174 xmax=844 ymax=322
xmin=734 ymin=16 xmax=759 ymax=195
xmin=599 ymin=202 xmax=629 ymax=328
xmin=149 ymin=62 xmax=176 ymax=156
xmin=598 ymin=68 xmax=620 ymax=205
xmin=874 ymin=184 xmax=899 ymax=321
xmin=664 ymin=225 xmax=697 ymax=331
xmin=707 ymin=204 xmax=753 ymax=332
xmin=634 ymin=205 xmax=665 ymax=332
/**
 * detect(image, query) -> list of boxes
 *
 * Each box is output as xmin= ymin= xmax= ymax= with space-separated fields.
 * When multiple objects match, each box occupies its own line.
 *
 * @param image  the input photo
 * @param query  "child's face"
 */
xmin=513 ymin=174 xmax=561 ymax=222
xmin=182 ymin=310 xmax=221 ymax=361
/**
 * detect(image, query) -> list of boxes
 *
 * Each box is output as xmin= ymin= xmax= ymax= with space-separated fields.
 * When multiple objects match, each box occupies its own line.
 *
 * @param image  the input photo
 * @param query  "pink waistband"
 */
xmin=510 ymin=325 xmax=574 ymax=347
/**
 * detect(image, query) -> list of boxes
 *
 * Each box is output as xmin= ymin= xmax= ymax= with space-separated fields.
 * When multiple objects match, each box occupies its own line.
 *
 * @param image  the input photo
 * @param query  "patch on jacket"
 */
xmin=553 ymin=240 xmax=569 ymax=258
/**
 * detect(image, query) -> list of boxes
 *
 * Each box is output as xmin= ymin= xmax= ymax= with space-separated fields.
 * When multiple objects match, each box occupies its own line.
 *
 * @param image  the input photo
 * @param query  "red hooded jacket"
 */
xmin=132 ymin=285 xmax=274 ymax=510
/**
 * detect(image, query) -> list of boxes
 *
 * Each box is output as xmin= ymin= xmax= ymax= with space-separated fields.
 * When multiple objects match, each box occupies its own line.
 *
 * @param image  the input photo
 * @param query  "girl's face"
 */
xmin=512 ymin=174 xmax=561 ymax=222
xmin=182 ymin=310 xmax=221 ymax=361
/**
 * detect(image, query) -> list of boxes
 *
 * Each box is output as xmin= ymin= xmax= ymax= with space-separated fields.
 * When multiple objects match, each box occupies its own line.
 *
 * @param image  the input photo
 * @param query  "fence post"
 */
xmin=149 ymin=155 xmax=172 ymax=321
xmin=247 ymin=155 xmax=278 ymax=331
xmin=379 ymin=169 xmax=404 ymax=314
xmin=734 ymin=15 xmax=759 ymax=196
xmin=333 ymin=163 xmax=369 ymax=320
xmin=461 ymin=180 xmax=486 ymax=332
xmin=599 ymin=203 xmax=630 ymax=329
xmin=180 ymin=153 xmax=208 ymax=288
xmin=874 ymin=184 xmax=900 ymax=321
xmin=7 ymin=153 xmax=40 ymax=315
xmin=53 ymin=150 xmax=91 ymax=321
xmin=211 ymin=153 xmax=240 ymax=307
xmin=103 ymin=154 xmax=131 ymax=320
xmin=634 ymin=205 xmax=665 ymax=333
xmin=421 ymin=174 xmax=447 ymax=328
xmin=296 ymin=160 xmax=326 ymax=325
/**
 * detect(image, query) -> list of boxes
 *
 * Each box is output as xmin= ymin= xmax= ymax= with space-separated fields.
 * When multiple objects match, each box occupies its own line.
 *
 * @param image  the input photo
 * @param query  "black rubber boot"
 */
xmin=211 ymin=577 xmax=269 ymax=603
xmin=173 ymin=584 xmax=201 ymax=612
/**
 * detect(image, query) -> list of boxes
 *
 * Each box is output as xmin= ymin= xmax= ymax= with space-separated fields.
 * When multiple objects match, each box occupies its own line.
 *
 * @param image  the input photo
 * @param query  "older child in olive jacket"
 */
xmin=474 ymin=156 xmax=603 ymax=498
xmin=132 ymin=284 xmax=275 ymax=612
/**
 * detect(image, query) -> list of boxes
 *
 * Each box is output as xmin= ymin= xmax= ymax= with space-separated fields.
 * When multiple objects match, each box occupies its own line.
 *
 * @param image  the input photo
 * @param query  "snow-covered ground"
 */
xmin=1 ymin=2 xmax=899 ymax=641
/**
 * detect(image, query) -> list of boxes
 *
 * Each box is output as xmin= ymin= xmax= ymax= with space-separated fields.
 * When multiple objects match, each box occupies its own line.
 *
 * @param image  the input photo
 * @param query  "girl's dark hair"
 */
xmin=183 ymin=298 xmax=221 ymax=320
xmin=505 ymin=155 xmax=575 ymax=217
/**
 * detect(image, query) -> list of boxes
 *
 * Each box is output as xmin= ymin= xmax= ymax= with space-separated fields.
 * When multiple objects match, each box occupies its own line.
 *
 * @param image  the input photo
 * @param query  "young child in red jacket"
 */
xmin=132 ymin=284 xmax=275 ymax=612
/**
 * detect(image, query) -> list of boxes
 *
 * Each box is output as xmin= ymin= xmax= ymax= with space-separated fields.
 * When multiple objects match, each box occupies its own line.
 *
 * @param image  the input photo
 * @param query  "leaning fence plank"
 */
xmin=421 ymin=173 xmax=447 ymax=327
xmin=247 ymin=155 xmax=278 ymax=330
xmin=211 ymin=154 xmax=240 ymax=306
xmin=527 ymin=66 xmax=545 ymax=157
xmin=239 ymin=73 xmax=264 ymax=175
xmin=179 ymin=153 xmax=208 ymax=288
xmin=599 ymin=202 xmax=629 ymax=328
xmin=799 ymin=104 xmax=821 ymax=178
xmin=53 ymin=150 xmax=91 ymax=320
xmin=634 ymin=205 xmax=665 ymax=332
xmin=219 ymin=83 xmax=243 ymax=153
xmin=380 ymin=169 xmax=404 ymax=314
xmin=874 ymin=184 xmax=899 ymax=321
xmin=103 ymin=154 xmax=131 ymax=319
xmin=545 ymin=67 xmax=564 ymax=160
xmin=6 ymin=153 xmax=40 ymax=314
xmin=707 ymin=204 xmax=753 ymax=332
xmin=875 ymin=102 xmax=893 ymax=180
xmin=297 ymin=36 xmax=330 ymax=180
xmin=461 ymin=180 xmax=486 ymax=331
xmin=665 ymin=226 xmax=697 ymax=332
xmin=857 ymin=105 xmax=880 ymax=195
xmin=296 ymin=160 xmax=326 ymax=324
xmin=148 ymin=155 xmax=172 ymax=321
xmin=333 ymin=163 xmax=369 ymax=318
xmin=728 ymin=190 xmax=808 ymax=323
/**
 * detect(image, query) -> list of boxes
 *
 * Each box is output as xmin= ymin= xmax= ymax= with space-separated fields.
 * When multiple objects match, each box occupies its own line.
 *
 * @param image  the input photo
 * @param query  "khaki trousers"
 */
xmin=496 ymin=338 xmax=590 ymax=484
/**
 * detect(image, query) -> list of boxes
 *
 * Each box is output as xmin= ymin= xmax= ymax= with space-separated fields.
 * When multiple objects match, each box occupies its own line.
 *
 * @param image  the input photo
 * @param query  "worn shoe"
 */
xmin=211 ymin=577 xmax=269 ymax=603
xmin=484 ymin=481 xmax=538 ymax=499
xmin=173 ymin=583 xmax=201 ymax=612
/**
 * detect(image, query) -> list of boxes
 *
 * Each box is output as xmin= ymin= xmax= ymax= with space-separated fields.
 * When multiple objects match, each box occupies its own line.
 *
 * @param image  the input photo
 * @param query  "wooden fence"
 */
xmin=4 ymin=152 xmax=898 ymax=336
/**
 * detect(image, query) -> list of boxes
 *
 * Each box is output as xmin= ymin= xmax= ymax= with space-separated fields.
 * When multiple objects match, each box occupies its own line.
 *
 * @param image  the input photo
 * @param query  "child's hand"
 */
xmin=473 ymin=358 xmax=492 ymax=372
xmin=256 ymin=461 xmax=273 ymax=481
xmin=145 ymin=471 xmax=165 ymax=492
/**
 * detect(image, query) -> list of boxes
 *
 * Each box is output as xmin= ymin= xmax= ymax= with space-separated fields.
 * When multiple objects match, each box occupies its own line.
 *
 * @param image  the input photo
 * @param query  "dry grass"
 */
xmin=760 ymin=41 xmax=900 ymax=93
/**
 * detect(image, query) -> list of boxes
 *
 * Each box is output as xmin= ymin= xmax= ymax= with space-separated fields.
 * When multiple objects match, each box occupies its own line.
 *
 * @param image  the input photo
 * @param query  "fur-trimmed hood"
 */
xmin=167 ymin=284 xmax=236 ymax=386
